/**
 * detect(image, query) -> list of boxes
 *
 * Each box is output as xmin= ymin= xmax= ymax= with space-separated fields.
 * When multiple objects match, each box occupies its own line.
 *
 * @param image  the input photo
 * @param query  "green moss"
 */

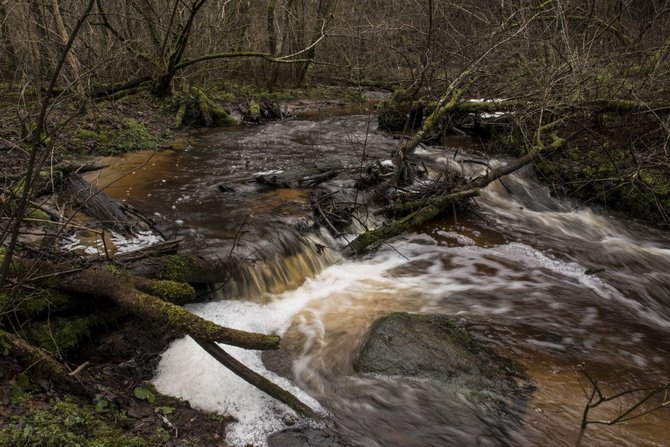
xmin=0 ymin=290 xmax=10 ymax=312
xmin=105 ymin=263 xmax=123 ymax=275
xmin=0 ymin=247 xmax=21 ymax=277
xmin=191 ymin=87 xmax=237 ymax=127
xmin=26 ymin=206 xmax=50 ymax=220
xmin=639 ymin=170 xmax=670 ymax=196
xmin=172 ymin=88 xmax=237 ymax=128
xmin=209 ymin=81 xmax=363 ymax=102
xmin=174 ymin=103 xmax=187 ymax=127
xmin=150 ymin=280 xmax=195 ymax=304
xmin=157 ymin=255 xmax=193 ymax=282
xmin=25 ymin=310 xmax=122 ymax=355
xmin=2 ymin=399 xmax=149 ymax=447
xmin=16 ymin=290 xmax=73 ymax=317
xmin=75 ymin=119 xmax=160 ymax=155
xmin=11 ymin=177 xmax=26 ymax=196
xmin=535 ymin=126 xmax=668 ymax=224
xmin=249 ymin=100 xmax=261 ymax=115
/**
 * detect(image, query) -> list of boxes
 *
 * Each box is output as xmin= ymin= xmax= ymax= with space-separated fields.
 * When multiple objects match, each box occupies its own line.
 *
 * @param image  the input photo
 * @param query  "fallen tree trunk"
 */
xmin=348 ymin=133 xmax=564 ymax=254
xmin=0 ymin=328 xmax=90 ymax=395
xmin=44 ymin=265 xmax=329 ymax=417
xmin=52 ymin=267 xmax=280 ymax=350
xmin=59 ymin=173 xmax=139 ymax=234
xmin=256 ymin=159 xmax=343 ymax=188
xmin=348 ymin=189 xmax=480 ymax=254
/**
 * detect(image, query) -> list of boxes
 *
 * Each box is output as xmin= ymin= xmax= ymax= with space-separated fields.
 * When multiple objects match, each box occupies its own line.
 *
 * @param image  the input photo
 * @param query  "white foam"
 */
xmin=253 ymin=169 xmax=283 ymax=176
xmin=111 ymin=230 xmax=163 ymax=253
xmin=153 ymin=296 xmax=329 ymax=447
xmin=60 ymin=230 xmax=163 ymax=256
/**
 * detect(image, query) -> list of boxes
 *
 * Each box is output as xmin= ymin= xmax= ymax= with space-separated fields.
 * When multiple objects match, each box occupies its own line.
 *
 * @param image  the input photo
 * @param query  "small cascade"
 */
xmin=212 ymin=229 xmax=340 ymax=300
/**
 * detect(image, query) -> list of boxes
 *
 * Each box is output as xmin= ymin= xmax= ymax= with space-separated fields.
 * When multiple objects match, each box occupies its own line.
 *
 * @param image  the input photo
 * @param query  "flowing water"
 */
xmin=89 ymin=112 xmax=670 ymax=446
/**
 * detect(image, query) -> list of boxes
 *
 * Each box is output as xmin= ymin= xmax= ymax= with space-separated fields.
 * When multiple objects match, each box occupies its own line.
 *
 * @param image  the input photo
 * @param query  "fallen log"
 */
xmin=0 ymin=328 xmax=90 ymax=395
xmin=348 ymin=133 xmax=564 ymax=254
xmin=347 ymin=189 xmax=480 ymax=254
xmin=256 ymin=159 xmax=343 ymax=188
xmin=53 ymin=267 xmax=280 ymax=350
xmin=59 ymin=172 xmax=140 ymax=234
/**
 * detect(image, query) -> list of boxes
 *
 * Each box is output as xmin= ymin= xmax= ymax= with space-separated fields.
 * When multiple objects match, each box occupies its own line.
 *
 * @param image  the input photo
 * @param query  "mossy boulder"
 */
xmin=354 ymin=313 xmax=477 ymax=379
xmin=173 ymin=87 xmax=237 ymax=128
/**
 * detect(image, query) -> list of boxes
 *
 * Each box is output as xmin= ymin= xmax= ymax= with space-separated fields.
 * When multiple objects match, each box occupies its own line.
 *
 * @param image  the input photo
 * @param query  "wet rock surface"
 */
xmin=352 ymin=312 xmax=533 ymax=446
xmin=268 ymin=427 xmax=360 ymax=447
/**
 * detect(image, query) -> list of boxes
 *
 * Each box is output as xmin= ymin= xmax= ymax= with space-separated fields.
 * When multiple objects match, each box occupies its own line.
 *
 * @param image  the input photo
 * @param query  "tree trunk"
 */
xmin=151 ymin=72 xmax=175 ymax=97
xmin=60 ymin=173 xmax=138 ymax=235
xmin=51 ymin=0 xmax=85 ymax=97
xmin=53 ymin=267 xmax=281 ymax=350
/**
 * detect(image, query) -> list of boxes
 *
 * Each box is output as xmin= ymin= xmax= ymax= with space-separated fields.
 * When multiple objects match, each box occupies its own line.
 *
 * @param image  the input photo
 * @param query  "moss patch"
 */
xmin=75 ymin=118 xmax=161 ymax=155
xmin=150 ymin=280 xmax=195 ymax=304
xmin=172 ymin=87 xmax=237 ymax=128
xmin=156 ymin=255 xmax=193 ymax=282
xmin=534 ymin=124 xmax=670 ymax=225
xmin=9 ymin=289 xmax=73 ymax=318
xmin=25 ymin=310 xmax=123 ymax=356
xmin=1 ymin=399 xmax=149 ymax=447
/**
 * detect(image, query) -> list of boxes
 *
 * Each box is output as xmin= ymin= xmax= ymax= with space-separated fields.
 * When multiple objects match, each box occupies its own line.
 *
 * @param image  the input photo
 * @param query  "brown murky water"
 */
xmin=91 ymin=114 xmax=670 ymax=446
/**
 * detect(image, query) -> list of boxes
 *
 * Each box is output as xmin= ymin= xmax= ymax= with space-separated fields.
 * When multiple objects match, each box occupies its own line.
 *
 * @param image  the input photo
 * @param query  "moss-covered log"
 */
xmin=348 ymin=189 xmax=480 ymax=254
xmin=132 ymin=277 xmax=197 ymax=305
xmin=0 ymin=328 xmax=89 ymax=393
xmin=349 ymin=133 xmax=565 ymax=254
xmin=53 ymin=268 xmax=280 ymax=350
xmin=174 ymin=87 xmax=237 ymax=128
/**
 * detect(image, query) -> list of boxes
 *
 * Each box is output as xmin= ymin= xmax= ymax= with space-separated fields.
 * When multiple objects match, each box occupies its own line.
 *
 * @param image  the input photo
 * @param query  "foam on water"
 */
xmin=153 ymin=297 xmax=325 ymax=447
xmin=153 ymin=251 xmax=420 ymax=446
xmin=152 ymin=225 xmax=665 ymax=445
xmin=60 ymin=230 xmax=162 ymax=255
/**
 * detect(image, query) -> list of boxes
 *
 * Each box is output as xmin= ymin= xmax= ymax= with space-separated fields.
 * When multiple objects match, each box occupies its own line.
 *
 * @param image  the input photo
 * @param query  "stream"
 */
xmin=86 ymin=112 xmax=670 ymax=446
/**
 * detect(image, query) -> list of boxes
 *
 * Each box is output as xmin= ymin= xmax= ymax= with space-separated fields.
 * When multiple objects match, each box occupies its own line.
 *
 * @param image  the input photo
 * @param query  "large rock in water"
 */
xmin=352 ymin=312 xmax=533 ymax=446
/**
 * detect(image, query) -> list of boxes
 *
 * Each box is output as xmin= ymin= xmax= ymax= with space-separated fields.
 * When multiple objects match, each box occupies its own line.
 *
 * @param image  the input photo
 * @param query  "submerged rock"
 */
xmin=352 ymin=312 xmax=533 ymax=446
xmin=268 ymin=428 xmax=359 ymax=447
